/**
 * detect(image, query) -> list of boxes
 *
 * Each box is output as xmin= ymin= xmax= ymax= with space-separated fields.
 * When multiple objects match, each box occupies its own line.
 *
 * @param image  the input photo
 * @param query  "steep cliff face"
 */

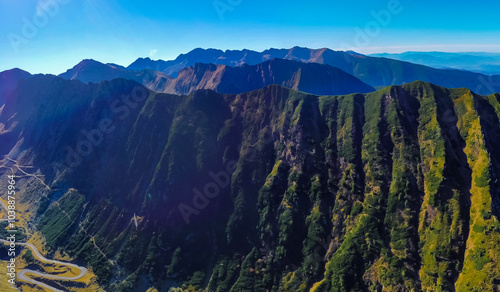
xmin=1 ymin=76 xmax=500 ymax=291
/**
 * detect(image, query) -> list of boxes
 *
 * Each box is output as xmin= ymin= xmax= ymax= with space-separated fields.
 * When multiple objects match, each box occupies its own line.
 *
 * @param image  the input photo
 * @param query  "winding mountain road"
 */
xmin=1 ymin=191 xmax=88 ymax=291
xmin=1 ymin=239 xmax=87 ymax=292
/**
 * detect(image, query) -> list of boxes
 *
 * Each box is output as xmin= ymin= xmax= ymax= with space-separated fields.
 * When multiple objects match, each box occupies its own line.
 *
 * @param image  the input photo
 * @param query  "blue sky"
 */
xmin=1 ymin=0 xmax=500 ymax=74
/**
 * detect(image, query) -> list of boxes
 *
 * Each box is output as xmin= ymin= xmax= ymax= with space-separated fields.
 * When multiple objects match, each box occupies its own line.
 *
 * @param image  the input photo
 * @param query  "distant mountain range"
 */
xmin=59 ymin=58 xmax=375 ymax=95
xmin=3 ymin=47 xmax=500 ymax=98
xmin=370 ymin=51 xmax=500 ymax=75
xmin=59 ymin=58 xmax=173 ymax=85
xmin=124 ymin=47 xmax=500 ymax=95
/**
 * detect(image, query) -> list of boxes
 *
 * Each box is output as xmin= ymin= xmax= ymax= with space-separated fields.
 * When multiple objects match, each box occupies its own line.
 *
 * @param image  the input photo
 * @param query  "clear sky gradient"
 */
xmin=1 ymin=0 xmax=500 ymax=74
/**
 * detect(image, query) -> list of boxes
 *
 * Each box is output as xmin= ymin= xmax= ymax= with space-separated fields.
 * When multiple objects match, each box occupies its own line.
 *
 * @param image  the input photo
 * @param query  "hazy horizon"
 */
xmin=6 ymin=46 xmax=500 ymax=76
xmin=2 ymin=0 xmax=500 ymax=74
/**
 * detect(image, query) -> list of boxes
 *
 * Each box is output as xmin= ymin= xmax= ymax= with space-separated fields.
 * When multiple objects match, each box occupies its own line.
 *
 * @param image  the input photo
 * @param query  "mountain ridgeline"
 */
xmin=59 ymin=58 xmax=375 ymax=96
xmin=1 ymin=74 xmax=500 ymax=291
xmin=58 ymin=47 xmax=500 ymax=96
xmin=126 ymin=47 xmax=500 ymax=95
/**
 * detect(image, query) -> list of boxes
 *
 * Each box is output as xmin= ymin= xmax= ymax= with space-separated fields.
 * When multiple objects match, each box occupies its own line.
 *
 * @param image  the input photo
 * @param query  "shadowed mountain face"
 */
xmin=2 ymin=75 xmax=500 ymax=291
xmin=161 ymin=58 xmax=375 ymax=95
xmin=0 ymin=68 xmax=31 ymax=105
xmin=127 ymin=47 xmax=500 ymax=95
xmin=58 ymin=58 xmax=375 ymax=96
